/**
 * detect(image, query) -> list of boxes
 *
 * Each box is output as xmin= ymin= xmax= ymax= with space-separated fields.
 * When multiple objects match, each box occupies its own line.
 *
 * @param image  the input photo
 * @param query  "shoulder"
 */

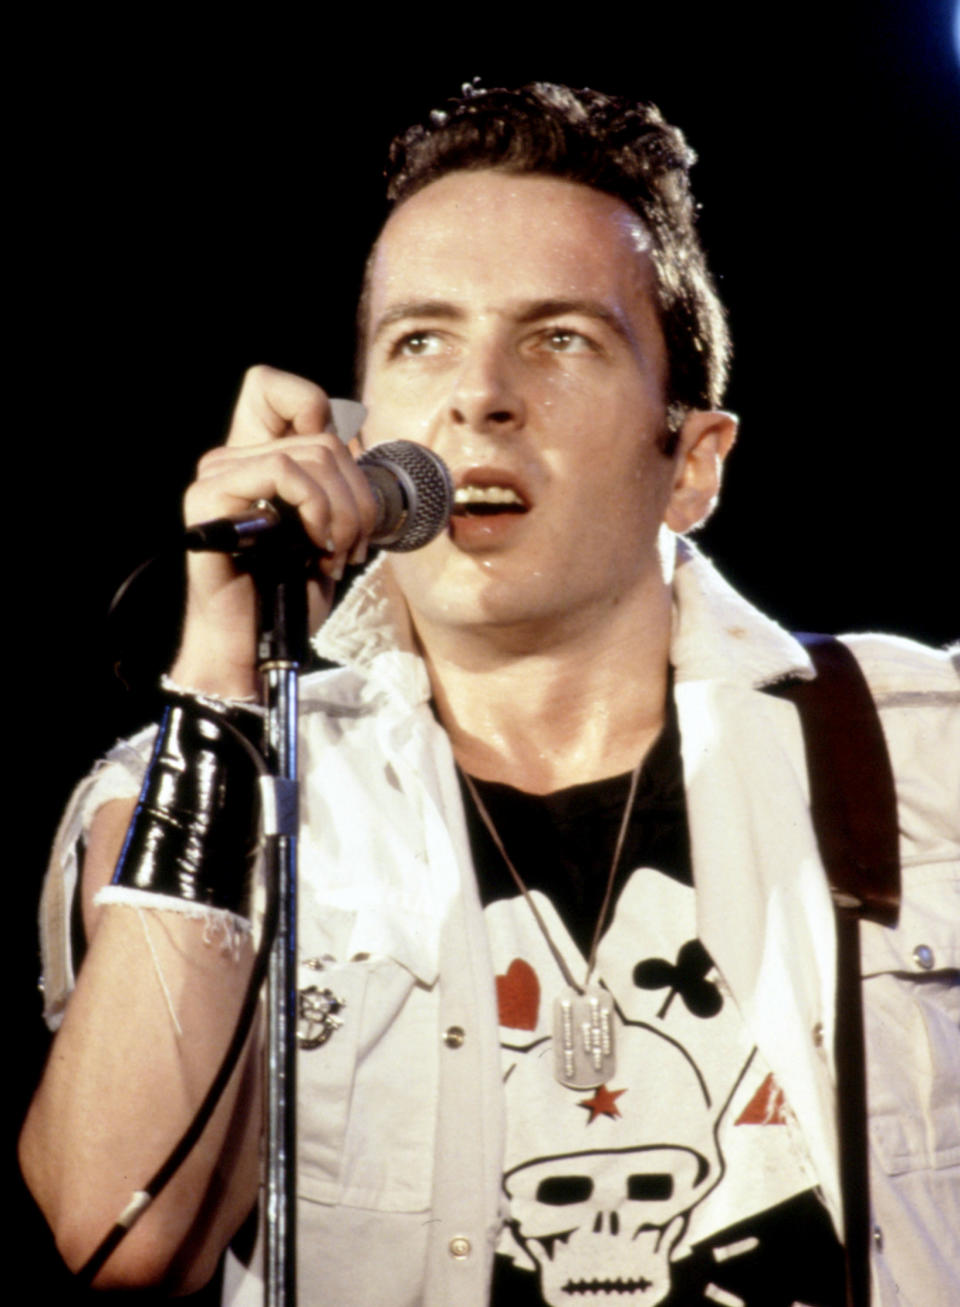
xmin=839 ymin=632 xmax=959 ymax=702
xmin=840 ymin=633 xmax=959 ymax=801
xmin=839 ymin=634 xmax=959 ymax=860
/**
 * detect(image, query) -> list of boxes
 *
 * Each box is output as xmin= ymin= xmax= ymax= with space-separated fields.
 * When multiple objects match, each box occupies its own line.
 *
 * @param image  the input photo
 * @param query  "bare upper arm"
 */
xmin=81 ymin=798 xmax=138 ymax=943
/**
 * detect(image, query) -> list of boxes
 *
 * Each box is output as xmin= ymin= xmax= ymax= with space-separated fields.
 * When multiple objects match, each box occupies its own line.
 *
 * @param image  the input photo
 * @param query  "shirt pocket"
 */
xmin=861 ymin=861 xmax=960 ymax=1177
xmin=295 ymin=952 xmax=438 ymax=1214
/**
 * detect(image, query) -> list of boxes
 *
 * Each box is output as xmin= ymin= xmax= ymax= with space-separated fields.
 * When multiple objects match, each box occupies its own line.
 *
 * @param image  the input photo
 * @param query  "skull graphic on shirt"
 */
xmin=502 ymin=1022 xmax=721 ymax=1305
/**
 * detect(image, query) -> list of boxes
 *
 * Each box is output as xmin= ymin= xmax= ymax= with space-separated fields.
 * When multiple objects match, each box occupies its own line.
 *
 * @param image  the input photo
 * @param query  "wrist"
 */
xmin=160 ymin=673 xmax=262 ymax=715
xmin=174 ymin=569 xmax=261 ymax=700
xmin=168 ymin=648 xmax=260 ymax=704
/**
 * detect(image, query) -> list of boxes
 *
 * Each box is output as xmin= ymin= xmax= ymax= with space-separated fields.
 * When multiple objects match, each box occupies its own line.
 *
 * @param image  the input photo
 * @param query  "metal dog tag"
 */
xmin=553 ymin=985 xmax=616 ymax=1089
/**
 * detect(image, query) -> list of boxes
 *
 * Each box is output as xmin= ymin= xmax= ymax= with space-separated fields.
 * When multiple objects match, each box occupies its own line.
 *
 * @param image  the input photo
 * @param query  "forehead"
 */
xmin=365 ymin=170 xmax=661 ymax=339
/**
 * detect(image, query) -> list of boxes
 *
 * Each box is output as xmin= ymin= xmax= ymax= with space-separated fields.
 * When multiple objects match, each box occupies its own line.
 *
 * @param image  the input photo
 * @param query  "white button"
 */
xmin=912 ymin=944 xmax=934 ymax=970
xmin=449 ymin=1236 xmax=471 ymax=1259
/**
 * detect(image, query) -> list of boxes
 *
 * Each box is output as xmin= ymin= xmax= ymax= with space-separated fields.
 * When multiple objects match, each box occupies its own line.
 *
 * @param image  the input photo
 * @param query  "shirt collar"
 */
xmin=313 ymin=554 xmax=432 ymax=705
xmin=671 ymin=538 xmax=814 ymax=689
xmin=314 ymin=538 xmax=815 ymax=705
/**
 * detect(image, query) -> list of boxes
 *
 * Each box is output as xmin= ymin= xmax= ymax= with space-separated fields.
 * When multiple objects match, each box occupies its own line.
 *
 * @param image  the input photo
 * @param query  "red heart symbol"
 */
xmin=496 ymin=958 xmax=540 ymax=1030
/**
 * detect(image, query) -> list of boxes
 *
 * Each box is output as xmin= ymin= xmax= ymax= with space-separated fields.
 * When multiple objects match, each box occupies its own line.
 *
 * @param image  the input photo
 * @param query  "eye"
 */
xmin=535 ymin=1175 xmax=594 ymax=1205
xmin=540 ymin=327 xmax=595 ymax=355
xmin=390 ymin=330 xmax=445 ymax=358
xmin=627 ymin=1174 xmax=673 ymax=1201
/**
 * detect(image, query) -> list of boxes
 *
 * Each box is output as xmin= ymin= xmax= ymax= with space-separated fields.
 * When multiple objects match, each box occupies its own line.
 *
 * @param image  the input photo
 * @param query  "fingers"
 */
xmin=187 ymin=434 xmax=378 ymax=578
xmin=217 ymin=366 xmax=376 ymax=572
xmin=173 ymin=368 xmax=371 ymax=698
xmin=226 ymin=365 xmax=333 ymax=448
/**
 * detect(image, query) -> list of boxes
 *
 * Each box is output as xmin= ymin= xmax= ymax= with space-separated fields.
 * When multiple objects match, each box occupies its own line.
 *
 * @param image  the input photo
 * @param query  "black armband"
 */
xmin=112 ymin=696 xmax=264 ymax=920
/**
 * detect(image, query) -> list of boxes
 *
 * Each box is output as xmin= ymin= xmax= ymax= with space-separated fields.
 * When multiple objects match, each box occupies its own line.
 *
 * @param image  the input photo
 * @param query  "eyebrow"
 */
xmin=370 ymin=297 xmax=635 ymax=346
xmin=514 ymin=298 xmax=634 ymax=343
xmin=370 ymin=300 xmax=465 ymax=343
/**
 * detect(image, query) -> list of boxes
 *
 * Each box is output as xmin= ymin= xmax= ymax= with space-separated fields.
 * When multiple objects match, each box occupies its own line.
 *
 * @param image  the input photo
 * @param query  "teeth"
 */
xmin=454 ymin=485 xmax=524 ymax=506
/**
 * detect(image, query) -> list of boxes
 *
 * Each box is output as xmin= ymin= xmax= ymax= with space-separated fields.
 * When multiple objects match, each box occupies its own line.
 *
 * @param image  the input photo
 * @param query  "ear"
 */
xmin=664 ymin=409 xmax=738 ymax=533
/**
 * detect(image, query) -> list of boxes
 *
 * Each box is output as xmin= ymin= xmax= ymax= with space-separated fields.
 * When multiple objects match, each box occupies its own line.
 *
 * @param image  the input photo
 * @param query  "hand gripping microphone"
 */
xmin=184 ymin=441 xmax=454 ymax=555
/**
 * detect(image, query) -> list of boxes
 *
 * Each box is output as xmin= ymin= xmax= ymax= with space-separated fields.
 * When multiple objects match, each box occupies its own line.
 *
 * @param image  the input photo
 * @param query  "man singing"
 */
xmin=20 ymin=83 xmax=959 ymax=1306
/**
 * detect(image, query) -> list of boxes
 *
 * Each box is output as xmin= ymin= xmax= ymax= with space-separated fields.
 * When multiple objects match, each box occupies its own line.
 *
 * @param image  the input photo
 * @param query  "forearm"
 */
xmin=22 ymin=771 xmax=263 ymax=1292
xmin=20 ymin=901 xmax=261 ymax=1291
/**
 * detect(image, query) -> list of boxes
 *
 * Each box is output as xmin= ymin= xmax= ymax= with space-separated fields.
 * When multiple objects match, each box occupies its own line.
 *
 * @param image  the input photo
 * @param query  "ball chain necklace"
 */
xmin=462 ymin=757 xmax=643 ymax=1090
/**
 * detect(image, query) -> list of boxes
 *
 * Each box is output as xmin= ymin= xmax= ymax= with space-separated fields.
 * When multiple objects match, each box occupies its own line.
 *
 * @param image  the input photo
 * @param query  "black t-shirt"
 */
xmin=460 ymin=706 xmax=844 ymax=1307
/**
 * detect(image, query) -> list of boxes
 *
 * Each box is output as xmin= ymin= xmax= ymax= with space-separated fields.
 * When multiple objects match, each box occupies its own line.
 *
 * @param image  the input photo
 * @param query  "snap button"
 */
xmin=443 ymin=1025 xmax=466 ymax=1049
xmin=449 ymin=1236 xmax=471 ymax=1259
xmin=873 ymin=1224 xmax=883 ymax=1250
xmin=812 ymin=1021 xmax=824 ymax=1048
xmin=912 ymin=944 xmax=934 ymax=971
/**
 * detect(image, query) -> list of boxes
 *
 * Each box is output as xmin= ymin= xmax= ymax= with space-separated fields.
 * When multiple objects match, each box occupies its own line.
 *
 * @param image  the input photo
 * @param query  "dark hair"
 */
xmin=358 ymin=81 xmax=730 ymax=420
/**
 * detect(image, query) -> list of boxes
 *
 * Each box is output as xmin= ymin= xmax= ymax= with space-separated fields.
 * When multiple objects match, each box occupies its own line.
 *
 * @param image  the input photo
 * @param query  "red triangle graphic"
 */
xmin=735 ymin=1071 xmax=789 ymax=1125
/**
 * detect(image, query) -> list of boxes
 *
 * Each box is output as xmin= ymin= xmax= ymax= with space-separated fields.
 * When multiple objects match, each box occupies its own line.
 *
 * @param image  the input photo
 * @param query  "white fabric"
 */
xmin=40 ymin=542 xmax=960 ymax=1306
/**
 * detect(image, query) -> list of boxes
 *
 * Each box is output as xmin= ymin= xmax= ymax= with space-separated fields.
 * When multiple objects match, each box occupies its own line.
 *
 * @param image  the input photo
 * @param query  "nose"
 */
xmin=448 ymin=343 xmax=525 ymax=434
xmin=592 ymin=1211 xmax=621 ymax=1235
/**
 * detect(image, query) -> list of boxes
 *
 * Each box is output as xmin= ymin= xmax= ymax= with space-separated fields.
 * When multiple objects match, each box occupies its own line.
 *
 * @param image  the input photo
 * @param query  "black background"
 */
xmin=12 ymin=2 xmax=958 ymax=1299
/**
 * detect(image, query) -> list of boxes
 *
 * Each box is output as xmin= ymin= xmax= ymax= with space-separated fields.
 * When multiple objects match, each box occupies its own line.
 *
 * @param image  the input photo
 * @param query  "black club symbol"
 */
xmin=632 ymin=939 xmax=723 ymax=1019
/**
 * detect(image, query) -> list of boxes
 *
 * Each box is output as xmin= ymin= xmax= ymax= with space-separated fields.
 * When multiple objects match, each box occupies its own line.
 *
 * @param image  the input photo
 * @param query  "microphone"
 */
xmin=184 ymin=441 xmax=454 ymax=555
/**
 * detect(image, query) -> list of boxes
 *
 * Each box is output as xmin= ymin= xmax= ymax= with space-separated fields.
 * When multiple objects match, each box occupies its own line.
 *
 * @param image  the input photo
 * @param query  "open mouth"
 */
xmin=452 ymin=485 xmax=529 ymax=517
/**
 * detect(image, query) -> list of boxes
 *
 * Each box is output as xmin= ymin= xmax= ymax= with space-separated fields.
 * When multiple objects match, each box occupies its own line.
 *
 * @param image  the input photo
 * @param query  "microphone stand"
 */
xmin=179 ymin=443 xmax=449 ymax=1304
xmin=253 ymin=544 xmax=308 ymax=1307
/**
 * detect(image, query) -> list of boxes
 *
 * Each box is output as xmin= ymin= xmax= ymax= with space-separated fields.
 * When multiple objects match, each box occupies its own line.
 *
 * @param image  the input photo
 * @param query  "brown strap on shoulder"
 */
xmin=768 ymin=633 xmax=902 ymax=1307
xmin=769 ymin=633 xmax=901 ymax=926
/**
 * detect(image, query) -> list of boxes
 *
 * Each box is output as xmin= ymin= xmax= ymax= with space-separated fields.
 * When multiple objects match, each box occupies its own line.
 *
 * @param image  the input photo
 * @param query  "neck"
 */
xmin=414 ymin=580 xmax=674 ymax=794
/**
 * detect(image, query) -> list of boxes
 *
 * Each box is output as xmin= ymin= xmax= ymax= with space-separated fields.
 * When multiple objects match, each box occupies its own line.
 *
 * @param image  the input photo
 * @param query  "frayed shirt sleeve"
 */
xmin=39 ymin=726 xmax=157 ymax=1030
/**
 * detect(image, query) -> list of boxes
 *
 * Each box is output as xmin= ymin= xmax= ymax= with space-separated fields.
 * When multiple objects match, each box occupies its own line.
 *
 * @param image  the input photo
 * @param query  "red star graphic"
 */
xmin=578 ymin=1085 xmax=626 ymax=1123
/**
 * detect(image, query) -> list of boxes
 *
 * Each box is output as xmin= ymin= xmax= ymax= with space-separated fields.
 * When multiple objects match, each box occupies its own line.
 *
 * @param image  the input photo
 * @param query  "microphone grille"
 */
xmin=359 ymin=442 xmax=453 ymax=551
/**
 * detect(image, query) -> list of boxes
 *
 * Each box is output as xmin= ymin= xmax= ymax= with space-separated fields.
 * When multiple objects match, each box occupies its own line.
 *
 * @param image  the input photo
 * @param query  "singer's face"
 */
xmin=360 ymin=170 xmax=709 ymax=640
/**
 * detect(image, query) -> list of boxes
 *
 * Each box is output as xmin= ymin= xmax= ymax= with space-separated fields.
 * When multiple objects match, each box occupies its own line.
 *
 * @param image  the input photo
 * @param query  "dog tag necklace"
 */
xmin=462 ymin=759 xmax=642 ymax=1090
